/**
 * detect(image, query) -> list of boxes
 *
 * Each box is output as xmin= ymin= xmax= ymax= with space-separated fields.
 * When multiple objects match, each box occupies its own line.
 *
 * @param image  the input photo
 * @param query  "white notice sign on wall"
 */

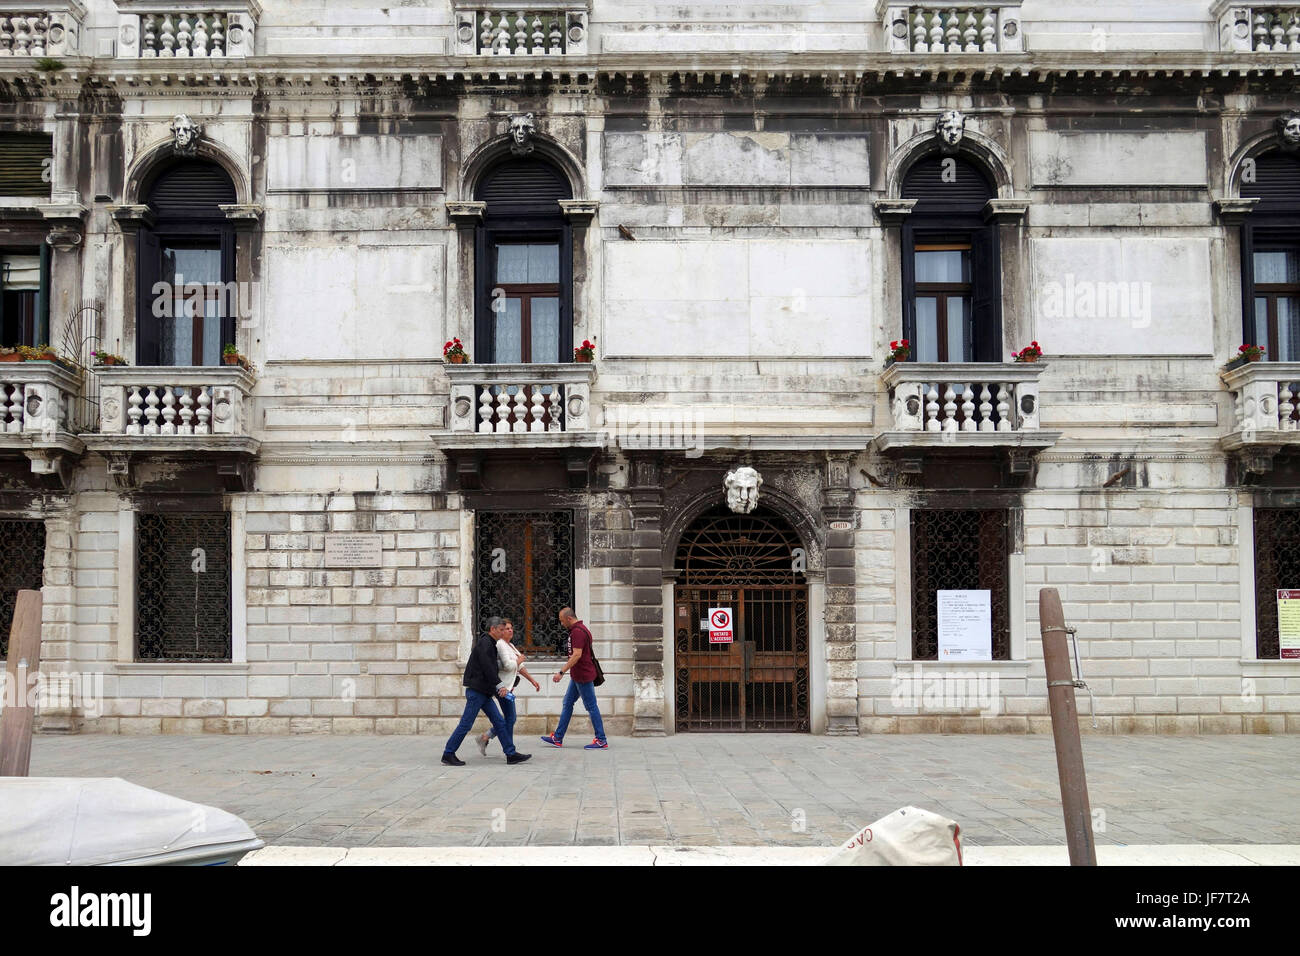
xmin=324 ymin=533 xmax=384 ymax=569
xmin=937 ymin=590 xmax=993 ymax=662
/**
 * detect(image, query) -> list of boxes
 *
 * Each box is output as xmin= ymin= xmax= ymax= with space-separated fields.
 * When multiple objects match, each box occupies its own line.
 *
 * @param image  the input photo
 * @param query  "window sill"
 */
xmin=1241 ymin=660 xmax=1300 ymax=676
xmin=113 ymin=662 xmax=248 ymax=675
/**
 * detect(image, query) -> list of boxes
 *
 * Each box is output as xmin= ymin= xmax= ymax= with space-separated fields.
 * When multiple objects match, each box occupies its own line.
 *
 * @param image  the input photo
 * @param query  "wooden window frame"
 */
xmin=912 ymin=241 xmax=974 ymax=363
xmin=1249 ymin=244 xmax=1300 ymax=362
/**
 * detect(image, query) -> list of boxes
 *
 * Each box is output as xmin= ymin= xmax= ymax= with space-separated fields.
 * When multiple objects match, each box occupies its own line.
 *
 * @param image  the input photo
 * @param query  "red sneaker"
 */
xmin=583 ymin=739 xmax=609 ymax=750
xmin=540 ymin=733 xmax=562 ymax=747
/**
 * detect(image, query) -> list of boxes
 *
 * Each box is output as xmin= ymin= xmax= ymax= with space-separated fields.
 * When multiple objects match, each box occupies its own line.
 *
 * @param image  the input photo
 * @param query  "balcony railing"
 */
xmin=97 ymin=366 xmax=254 ymax=439
xmin=453 ymin=4 xmax=588 ymax=56
xmin=1222 ymin=361 xmax=1300 ymax=436
xmin=881 ymin=3 xmax=1024 ymax=54
xmin=882 ymin=362 xmax=1044 ymax=433
xmin=0 ymin=7 xmax=82 ymax=57
xmin=446 ymin=363 xmax=595 ymax=435
xmin=0 ymin=361 xmax=77 ymax=438
xmin=1217 ymin=4 xmax=1300 ymax=51
xmin=115 ymin=5 xmax=256 ymax=58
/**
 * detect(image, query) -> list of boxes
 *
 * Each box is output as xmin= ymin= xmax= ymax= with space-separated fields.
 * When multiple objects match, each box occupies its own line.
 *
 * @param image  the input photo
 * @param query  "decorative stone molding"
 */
xmin=874 ymin=198 xmax=917 ymax=226
xmin=935 ymin=109 xmax=965 ymax=153
xmin=1214 ymin=196 xmax=1261 ymax=223
xmin=508 ymin=112 xmax=536 ymax=156
xmin=723 ymin=466 xmax=762 ymax=514
xmin=446 ymin=363 xmax=596 ymax=436
xmin=558 ymin=198 xmax=598 ymax=223
xmin=879 ymin=2 xmax=1024 ymax=54
xmin=115 ymin=2 xmax=259 ymax=59
xmin=1215 ymin=2 xmax=1300 ymax=52
xmin=1276 ymin=109 xmax=1300 ymax=151
xmin=445 ymin=200 xmax=487 ymax=225
xmin=218 ymin=202 xmax=262 ymax=221
xmin=0 ymin=2 xmax=85 ymax=57
xmin=107 ymin=203 xmax=155 ymax=233
xmin=983 ymin=198 xmax=1029 ymax=224
xmin=37 ymin=202 xmax=86 ymax=250
xmin=453 ymin=1 xmax=589 ymax=56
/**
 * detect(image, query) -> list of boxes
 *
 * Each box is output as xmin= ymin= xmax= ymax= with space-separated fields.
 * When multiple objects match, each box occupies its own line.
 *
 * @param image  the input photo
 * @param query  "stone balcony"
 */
xmin=0 ymin=3 xmax=84 ymax=57
xmin=0 ymin=360 xmax=84 ymax=485
xmin=879 ymin=2 xmax=1024 ymax=54
xmin=453 ymin=2 xmax=589 ymax=56
xmin=875 ymin=361 xmax=1059 ymax=478
xmin=1216 ymin=3 xmax=1300 ymax=51
xmin=441 ymin=362 xmax=601 ymax=488
xmin=1220 ymin=360 xmax=1300 ymax=478
xmin=114 ymin=1 xmax=258 ymax=58
xmin=83 ymin=365 xmax=258 ymax=490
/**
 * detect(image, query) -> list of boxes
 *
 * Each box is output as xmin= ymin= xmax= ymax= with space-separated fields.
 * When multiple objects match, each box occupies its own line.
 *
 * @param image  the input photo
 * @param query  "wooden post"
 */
xmin=1038 ymin=586 xmax=1097 ymax=866
xmin=0 ymin=590 xmax=44 ymax=777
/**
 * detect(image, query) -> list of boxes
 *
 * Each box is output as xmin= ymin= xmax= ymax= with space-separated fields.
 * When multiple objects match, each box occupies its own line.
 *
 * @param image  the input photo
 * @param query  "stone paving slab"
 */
xmin=238 ymin=844 xmax=1300 ymax=866
xmin=28 ymin=733 xmax=1300 ymax=849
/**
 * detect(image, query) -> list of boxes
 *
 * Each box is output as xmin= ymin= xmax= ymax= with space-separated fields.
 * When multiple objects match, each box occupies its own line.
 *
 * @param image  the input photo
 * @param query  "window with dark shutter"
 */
xmin=135 ymin=511 xmax=232 ymax=662
xmin=136 ymin=160 xmax=238 ymax=366
xmin=0 ymin=133 xmax=53 ymax=197
xmin=473 ymin=157 xmax=573 ymax=365
xmin=901 ymin=155 xmax=1001 ymax=363
xmin=1241 ymin=151 xmax=1300 ymax=361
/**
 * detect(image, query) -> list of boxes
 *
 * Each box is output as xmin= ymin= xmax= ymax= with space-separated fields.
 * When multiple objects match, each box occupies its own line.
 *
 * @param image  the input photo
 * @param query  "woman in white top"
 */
xmin=479 ymin=618 xmax=540 ymax=755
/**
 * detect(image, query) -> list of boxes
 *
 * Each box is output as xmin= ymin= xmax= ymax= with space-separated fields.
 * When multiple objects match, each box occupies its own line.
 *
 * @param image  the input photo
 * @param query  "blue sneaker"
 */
xmin=540 ymin=733 xmax=562 ymax=747
xmin=583 ymin=739 xmax=609 ymax=750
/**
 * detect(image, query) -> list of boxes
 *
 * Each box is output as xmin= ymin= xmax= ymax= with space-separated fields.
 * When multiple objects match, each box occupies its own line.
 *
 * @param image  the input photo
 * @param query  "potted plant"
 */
xmin=0 ymin=346 xmax=19 ymax=363
xmin=222 ymin=343 xmax=250 ymax=369
xmin=884 ymin=339 xmax=910 ymax=367
xmin=19 ymin=344 xmax=60 ymax=363
xmin=444 ymin=338 xmax=469 ymax=364
xmin=574 ymin=338 xmax=596 ymax=363
xmin=1012 ymin=341 xmax=1043 ymax=363
xmin=91 ymin=349 xmax=127 ymax=367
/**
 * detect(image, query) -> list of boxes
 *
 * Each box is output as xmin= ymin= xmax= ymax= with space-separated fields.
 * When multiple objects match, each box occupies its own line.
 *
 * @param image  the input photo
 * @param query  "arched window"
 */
xmin=900 ymin=155 xmax=1000 ymax=363
xmin=137 ymin=159 xmax=237 ymax=366
xmin=1240 ymin=151 xmax=1300 ymax=361
xmin=473 ymin=156 xmax=573 ymax=364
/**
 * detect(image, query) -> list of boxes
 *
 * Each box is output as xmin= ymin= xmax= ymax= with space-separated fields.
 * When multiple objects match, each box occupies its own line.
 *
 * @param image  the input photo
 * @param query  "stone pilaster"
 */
xmin=36 ymin=508 xmax=81 ymax=734
xmin=628 ymin=455 xmax=666 ymax=736
xmin=823 ymin=453 xmax=858 ymax=736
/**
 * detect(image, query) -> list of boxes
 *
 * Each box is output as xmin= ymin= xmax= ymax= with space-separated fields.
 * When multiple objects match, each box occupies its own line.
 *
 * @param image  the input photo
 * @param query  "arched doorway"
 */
xmin=672 ymin=504 xmax=810 ymax=732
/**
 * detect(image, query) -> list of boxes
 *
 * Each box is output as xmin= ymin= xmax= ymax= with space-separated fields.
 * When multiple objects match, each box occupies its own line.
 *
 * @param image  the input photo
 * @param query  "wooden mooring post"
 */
xmin=0 ymin=590 xmax=44 ymax=777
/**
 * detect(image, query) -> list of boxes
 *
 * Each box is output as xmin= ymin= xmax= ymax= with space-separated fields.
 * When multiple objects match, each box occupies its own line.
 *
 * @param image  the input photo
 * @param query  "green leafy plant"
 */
xmin=34 ymin=58 xmax=65 ymax=73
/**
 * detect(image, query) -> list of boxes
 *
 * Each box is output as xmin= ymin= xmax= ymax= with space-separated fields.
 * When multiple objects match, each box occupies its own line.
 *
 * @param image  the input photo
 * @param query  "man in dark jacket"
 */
xmin=442 ymin=616 xmax=531 ymax=766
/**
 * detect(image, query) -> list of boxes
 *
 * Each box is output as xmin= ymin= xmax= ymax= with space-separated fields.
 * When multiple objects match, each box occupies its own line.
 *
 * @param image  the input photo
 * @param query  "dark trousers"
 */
xmin=444 ymin=689 xmax=515 ymax=756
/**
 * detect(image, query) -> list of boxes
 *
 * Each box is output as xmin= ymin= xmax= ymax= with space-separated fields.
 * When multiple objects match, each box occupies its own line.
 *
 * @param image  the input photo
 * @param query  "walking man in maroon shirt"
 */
xmin=540 ymin=607 xmax=608 ymax=750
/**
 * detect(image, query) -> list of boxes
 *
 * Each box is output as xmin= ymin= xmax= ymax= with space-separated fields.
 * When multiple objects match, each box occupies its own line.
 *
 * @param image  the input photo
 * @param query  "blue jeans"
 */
xmin=554 ymin=679 xmax=605 ymax=743
xmin=486 ymin=693 xmax=516 ymax=742
xmin=444 ymin=689 xmax=515 ymax=756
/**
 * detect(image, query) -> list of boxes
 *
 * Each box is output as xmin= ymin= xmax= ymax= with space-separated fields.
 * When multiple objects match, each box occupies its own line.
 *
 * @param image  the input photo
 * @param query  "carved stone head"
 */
xmin=1276 ymin=111 xmax=1300 ymax=152
xmin=170 ymin=114 xmax=203 ymax=156
xmin=724 ymin=466 xmax=763 ymax=515
xmin=935 ymin=110 xmax=966 ymax=154
xmin=509 ymin=112 xmax=536 ymax=156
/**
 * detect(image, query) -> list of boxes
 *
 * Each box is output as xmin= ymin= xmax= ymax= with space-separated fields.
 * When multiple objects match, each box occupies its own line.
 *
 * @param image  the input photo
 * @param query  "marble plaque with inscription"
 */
xmin=324 ymin=533 xmax=384 ymax=568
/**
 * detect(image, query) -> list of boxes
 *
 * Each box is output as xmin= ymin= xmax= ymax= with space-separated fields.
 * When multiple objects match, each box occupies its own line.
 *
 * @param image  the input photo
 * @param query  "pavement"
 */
xmin=28 ymin=733 xmax=1300 ymax=859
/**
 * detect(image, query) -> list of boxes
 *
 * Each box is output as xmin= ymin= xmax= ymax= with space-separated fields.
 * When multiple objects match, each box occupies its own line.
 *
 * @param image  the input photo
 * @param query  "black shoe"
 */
xmin=441 ymin=753 xmax=466 ymax=767
xmin=506 ymin=752 xmax=532 ymax=765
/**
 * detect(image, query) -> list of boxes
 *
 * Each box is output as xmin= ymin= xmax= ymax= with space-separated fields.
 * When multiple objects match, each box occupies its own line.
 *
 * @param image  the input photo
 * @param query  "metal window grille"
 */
xmin=911 ymin=508 xmax=1011 ymax=660
xmin=136 ymin=511 xmax=231 ymax=662
xmin=673 ymin=506 xmax=809 ymax=732
xmin=0 ymin=519 xmax=45 ymax=659
xmin=1254 ymin=507 xmax=1300 ymax=659
xmin=474 ymin=510 xmax=574 ymax=657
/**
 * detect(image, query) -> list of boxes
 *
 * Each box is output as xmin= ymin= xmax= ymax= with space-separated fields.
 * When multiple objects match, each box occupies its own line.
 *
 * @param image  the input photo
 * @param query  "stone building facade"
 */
xmin=0 ymin=1 xmax=1298 ymax=737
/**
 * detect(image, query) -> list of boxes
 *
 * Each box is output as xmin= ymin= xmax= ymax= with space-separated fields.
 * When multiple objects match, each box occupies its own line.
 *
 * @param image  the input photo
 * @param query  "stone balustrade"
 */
xmin=1217 ymin=4 xmax=1300 ymax=51
xmin=881 ymin=362 xmax=1044 ymax=433
xmin=97 ymin=366 xmax=254 ymax=438
xmin=1222 ymin=361 xmax=1300 ymax=435
xmin=0 ymin=9 xmax=81 ymax=56
xmin=0 ymin=361 xmax=76 ymax=437
xmin=881 ymin=3 xmax=1023 ymax=54
xmin=453 ymin=5 xmax=589 ymax=56
xmin=116 ymin=7 xmax=256 ymax=58
xmin=446 ymin=363 xmax=595 ymax=435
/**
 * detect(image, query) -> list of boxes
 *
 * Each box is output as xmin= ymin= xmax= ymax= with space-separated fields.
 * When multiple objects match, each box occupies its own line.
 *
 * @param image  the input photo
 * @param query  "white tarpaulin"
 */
xmin=822 ymin=806 xmax=963 ymax=866
xmin=0 ymin=777 xmax=264 ymax=866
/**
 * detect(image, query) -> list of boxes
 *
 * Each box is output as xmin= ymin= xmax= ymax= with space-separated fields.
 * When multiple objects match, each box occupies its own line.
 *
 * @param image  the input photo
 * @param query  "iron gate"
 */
xmin=0 ymin=519 xmax=45 ymax=659
xmin=474 ymin=510 xmax=573 ymax=656
xmin=1255 ymin=507 xmax=1300 ymax=659
xmin=673 ymin=506 xmax=809 ymax=732
xmin=911 ymin=508 xmax=1010 ymax=660
xmin=136 ymin=512 xmax=231 ymax=661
